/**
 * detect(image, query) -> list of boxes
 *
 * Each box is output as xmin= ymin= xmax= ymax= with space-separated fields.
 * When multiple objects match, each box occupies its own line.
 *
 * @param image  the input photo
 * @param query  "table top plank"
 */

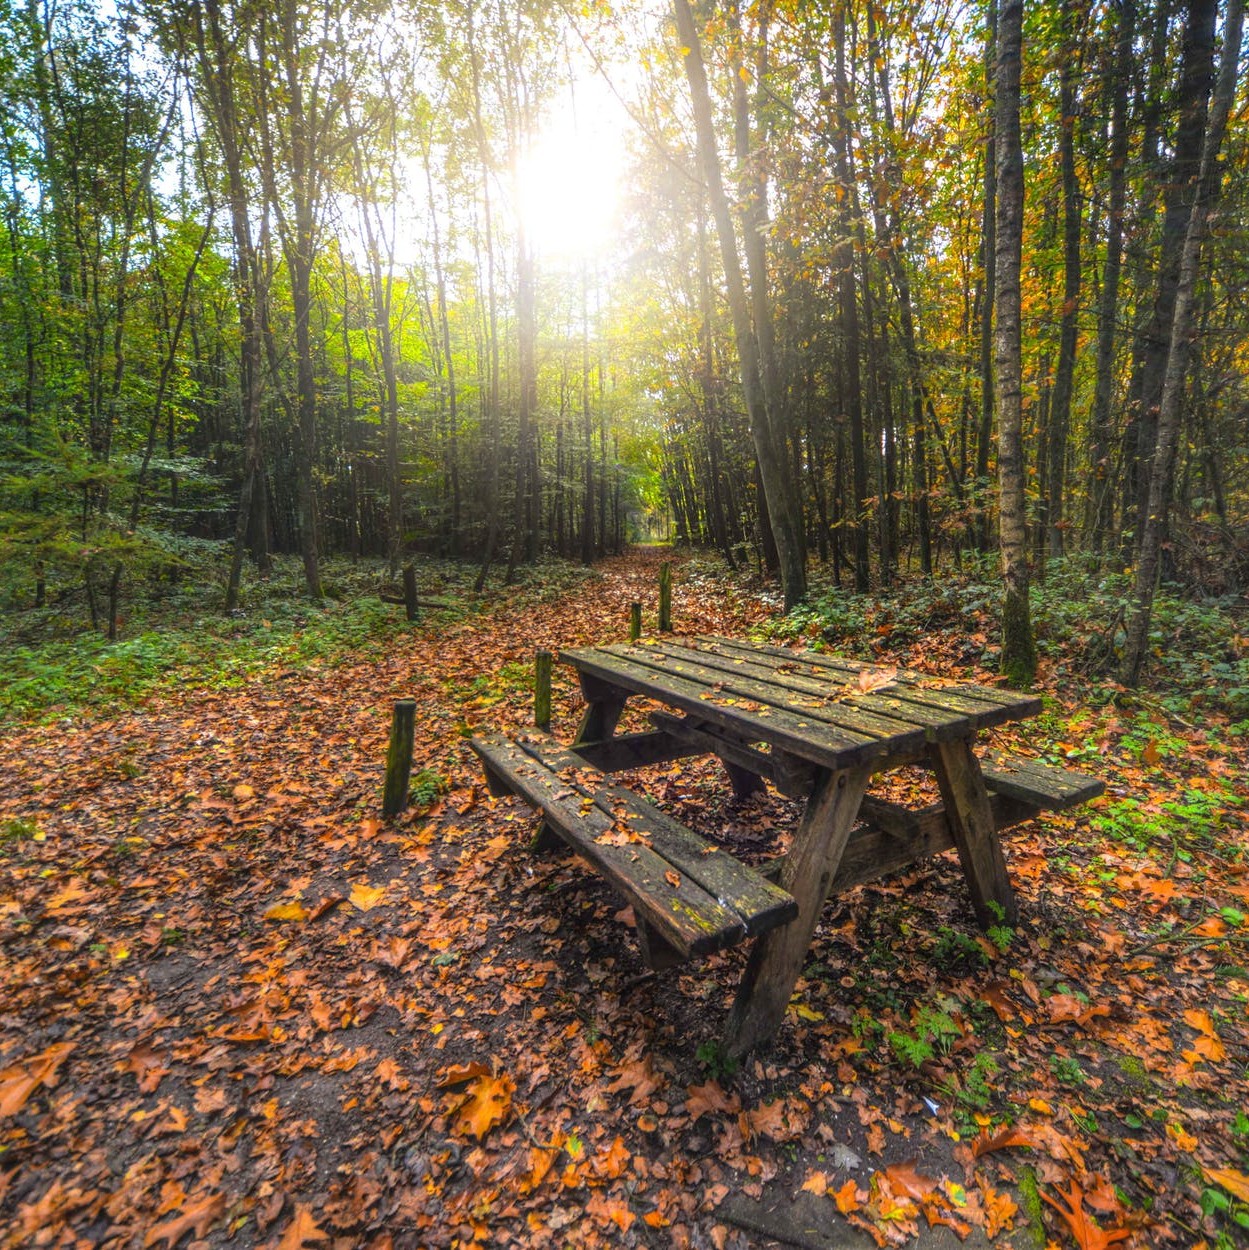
xmin=612 ymin=640 xmax=934 ymax=746
xmin=643 ymin=639 xmax=973 ymax=740
xmin=560 ymin=646 xmax=900 ymax=770
xmin=701 ymin=637 xmax=1042 ymax=724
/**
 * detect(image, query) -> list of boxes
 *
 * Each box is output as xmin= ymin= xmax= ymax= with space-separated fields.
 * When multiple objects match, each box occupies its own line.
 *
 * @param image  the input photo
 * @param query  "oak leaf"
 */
xmin=972 ymin=1125 xmax=1038 ymax=1158
xmin=0 ymin=1041 xmax=74 ymax=1118
xmin=801 ymin=1170 xmax=828 ymax=1196
xmin=685 ymin=1079 xmax=741 ymax=1122
xmin=449 ymin=1071 xmax=514 ymax=1140
xmin=833 ymin=1178 xmax=861 ymax=1214
xmin=142 ymin=1191 xmax=226 ymax=1247
xmin=277 ymin=1203 xmax=329 ymax=1249
xmin=1041 ymin=1179 xmax=1131 ymax=1250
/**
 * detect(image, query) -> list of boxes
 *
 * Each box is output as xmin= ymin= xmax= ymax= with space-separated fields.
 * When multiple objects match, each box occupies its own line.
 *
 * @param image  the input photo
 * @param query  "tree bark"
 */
xmin=1121 ymin=0 xmax=1242 ymax=684
xmin=993 ymin=0 xmax=1036 ymax=687
xmin=675 ymin=0 xmax=806 ymax=609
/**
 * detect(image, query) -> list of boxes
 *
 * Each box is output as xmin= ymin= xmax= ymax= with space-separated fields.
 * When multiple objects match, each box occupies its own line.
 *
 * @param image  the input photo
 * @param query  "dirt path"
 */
xmin=1 ymin=550 xmax=1245 ymax=1248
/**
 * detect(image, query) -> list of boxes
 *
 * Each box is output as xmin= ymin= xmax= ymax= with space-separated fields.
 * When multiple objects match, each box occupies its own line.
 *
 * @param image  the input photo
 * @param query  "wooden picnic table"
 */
xmin=556 ymin=637 xmax=1067 ymax=1056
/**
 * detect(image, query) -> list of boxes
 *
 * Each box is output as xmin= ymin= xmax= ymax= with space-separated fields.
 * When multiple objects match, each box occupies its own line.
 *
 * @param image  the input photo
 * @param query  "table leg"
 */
xmin=572 ymin=673 xmax=627 ymax=745
xmin=928 ymin=738 xmax=1019 ymax=928
xmin=723 ymin=764 xmax=872 ymax=1058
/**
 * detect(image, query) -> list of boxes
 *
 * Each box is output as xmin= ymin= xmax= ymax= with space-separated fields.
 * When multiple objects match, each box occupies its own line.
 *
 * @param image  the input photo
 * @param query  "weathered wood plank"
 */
xmin=724 ymin=765 xmax=873 ymax=1058
xmin=559 ymin=647 xmax=895 ymax=770
xmin=634 ymin=640 xmax=945 ymax=742
xmin=471 ymin=733 xmax=744 ymax=958
xmin=702 ymin=637 xmax=1041 ymax=721
xmin=519 ymin=736 xmax=796 ymax=936
xmin=981 ymin=754 xmax=1104 ymax=809
xmin=573 ymin=672 xmax=627 ymax=745
xmin=569 ymin=730 xmax=699 ymax=772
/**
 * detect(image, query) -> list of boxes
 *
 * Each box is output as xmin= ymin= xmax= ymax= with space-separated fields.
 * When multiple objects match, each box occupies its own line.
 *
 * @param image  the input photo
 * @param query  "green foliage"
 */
xmin=887 ymin=1004 xmax=961 ymax=1070
xmin=410 ymin=769 xmax=448 ymax=808
xmin=1049 ymin=1054 xmax=1087 ymax=1087
xmin=695 ymin=1040 xmax=739 ymax=1082
xmin=0 ymin=558 xmax=415 ymax=726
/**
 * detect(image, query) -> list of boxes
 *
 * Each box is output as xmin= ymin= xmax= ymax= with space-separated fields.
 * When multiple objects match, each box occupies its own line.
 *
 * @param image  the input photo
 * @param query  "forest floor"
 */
xmin=2 ymin=548 xmax=1248 ymax=1250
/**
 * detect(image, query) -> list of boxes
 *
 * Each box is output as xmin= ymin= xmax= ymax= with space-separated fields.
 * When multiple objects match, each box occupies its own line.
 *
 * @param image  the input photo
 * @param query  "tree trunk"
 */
xmin=994 ymin=0 xmax=1037 ymax=687
xmin=675 ymin=0 xmax=806 ymax=609
xmin=1121 ymin=0 xmax=1241 ymax=684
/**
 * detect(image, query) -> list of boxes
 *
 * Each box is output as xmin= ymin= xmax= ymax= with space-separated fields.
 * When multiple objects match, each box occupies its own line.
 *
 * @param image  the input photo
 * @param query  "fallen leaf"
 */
xmin=833 ymin=1178 xmax=860 ymax=1214
xmin=0 ymin=1042 xmax=75 ymax=1118
xmin=801 ymin=1170 xmax=828 ymax=1196
xmin=232 ymin=783 xmax=255 ymax=800
xmin=143 ymin=1191 xmax=227 ymax=1248
xmin=1042 ymin=1179 xmax=1131 ymax=1250
xmin=278 ymin=1203 xmax=329 ymax=1250
xmin=1204 ymin=1167 xmax=1249 ymax=1203
xmin=264 ymin=901 xmax=308 ymax=922
xmin=450 ymin=1071 xmax=514 ymax=1140
xmin=349 ymin=882 xmax=387 ymax=911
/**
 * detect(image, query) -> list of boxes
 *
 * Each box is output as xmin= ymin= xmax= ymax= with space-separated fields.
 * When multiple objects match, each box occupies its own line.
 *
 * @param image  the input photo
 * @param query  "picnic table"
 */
xmin=472 ymin=636 xmax=1102 ymax=1056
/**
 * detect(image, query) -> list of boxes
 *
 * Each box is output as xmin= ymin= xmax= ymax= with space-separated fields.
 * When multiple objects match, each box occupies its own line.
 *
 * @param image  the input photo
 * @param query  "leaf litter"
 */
xmin=0 ymin=550 xmax=1246 ymax=1247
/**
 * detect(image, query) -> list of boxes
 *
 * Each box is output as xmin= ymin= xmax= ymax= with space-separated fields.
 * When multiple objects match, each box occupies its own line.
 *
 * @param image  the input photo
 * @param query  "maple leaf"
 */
xmin=519 ymin=1134 xmax=565 ymax=1195
xmin=142 ymin=1191 xmax=227 ymax=1248
xmin=277 ymin=1203 xmax=329 ymax=1249
xmin=449 ymin=1071 xmax=514 ymax=1140
xmin=0 ymin=1041 xmax=74 ymax=1118
xmin=1042 ymin=1179 xmax=1131 ymax=1250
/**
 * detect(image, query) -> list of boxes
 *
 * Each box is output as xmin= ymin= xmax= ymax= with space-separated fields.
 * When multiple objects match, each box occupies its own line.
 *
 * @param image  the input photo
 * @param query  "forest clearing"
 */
xmin=2 ymin=0 xmax=1249 ymax=1244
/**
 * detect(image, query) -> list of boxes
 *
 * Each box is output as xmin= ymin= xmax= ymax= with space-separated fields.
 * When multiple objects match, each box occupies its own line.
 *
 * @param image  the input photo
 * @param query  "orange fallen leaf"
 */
xmin=436 ymin=1060 xmax=491 ymax=1088
xmin=884 ymin=1161 xmax=939 ymax=1202
xmin=232 ymin=783 xmax=255 ymax=800
xmin=686 ymin=1079 xmax=741 ymax=1122
xmin=0 ymin=1041 xmax=75 ymax=1118
xmin=664 ymin=869 xmax=681 ymax=888
xmin=143 ymin=1191 xmax=227 ymax=1248
xmin=278 ymin=1203 xmax=329 ymax=1250
xmin=349 ymin=882 xmax=387 ymax=911
xmin=1204 ymin=1167 xmax=1249 ymax=1204
xmin=833 ymin=1178 xmax=860 ymax=1214
xmin=801 ymin=1170 xmax=828 ymax=1196
xmin=973 ymin=1125 xmax=1038 ymax=1158
xmin=1041 ymin=1179 xmax=1131 ymax=1250
xmin=450 ymin=1071 xmax=514 ymax=1140
xmin=264 ymin=901 xmax=308 ymax=922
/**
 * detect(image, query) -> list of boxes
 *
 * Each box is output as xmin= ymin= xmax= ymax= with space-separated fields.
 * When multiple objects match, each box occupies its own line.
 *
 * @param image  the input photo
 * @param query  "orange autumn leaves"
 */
xmin=436 ymin=1061 xmax=515 ymax=1142
xmin=0 ymin=1041 xmax=74 ymax=1118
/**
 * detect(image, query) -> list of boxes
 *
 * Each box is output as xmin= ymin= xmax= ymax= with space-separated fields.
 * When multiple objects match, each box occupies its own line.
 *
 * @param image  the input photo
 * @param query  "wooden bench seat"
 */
xmin=470 ymin=731 xmax=798 ymax=970
xmin=980 ymin=753 xmax=1104 ymax=810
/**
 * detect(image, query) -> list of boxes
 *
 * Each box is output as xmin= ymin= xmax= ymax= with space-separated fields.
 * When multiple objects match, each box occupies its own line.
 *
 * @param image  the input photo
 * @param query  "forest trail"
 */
xmin=2 ymin=550 xmax=1247 ymax=1248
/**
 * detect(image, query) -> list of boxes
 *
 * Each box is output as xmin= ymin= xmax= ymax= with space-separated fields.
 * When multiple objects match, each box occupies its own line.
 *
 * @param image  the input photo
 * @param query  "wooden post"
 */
xmin=534 ymin=649 xmax=552 ymax=730
xmin=658 ymin=562 xmax=672 ymax=632
xmin=629 ymin=602 xmax=642 ymax=642
xmin=382 ymin=699 xmax=416 ymax=818
xmin=402 ymin=564 xmax=419 ymax=622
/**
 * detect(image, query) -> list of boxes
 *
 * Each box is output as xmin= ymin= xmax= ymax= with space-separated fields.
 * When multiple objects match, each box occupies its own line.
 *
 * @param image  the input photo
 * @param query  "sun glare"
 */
xmin=516 ymin=93 xmax=625 ymax=265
